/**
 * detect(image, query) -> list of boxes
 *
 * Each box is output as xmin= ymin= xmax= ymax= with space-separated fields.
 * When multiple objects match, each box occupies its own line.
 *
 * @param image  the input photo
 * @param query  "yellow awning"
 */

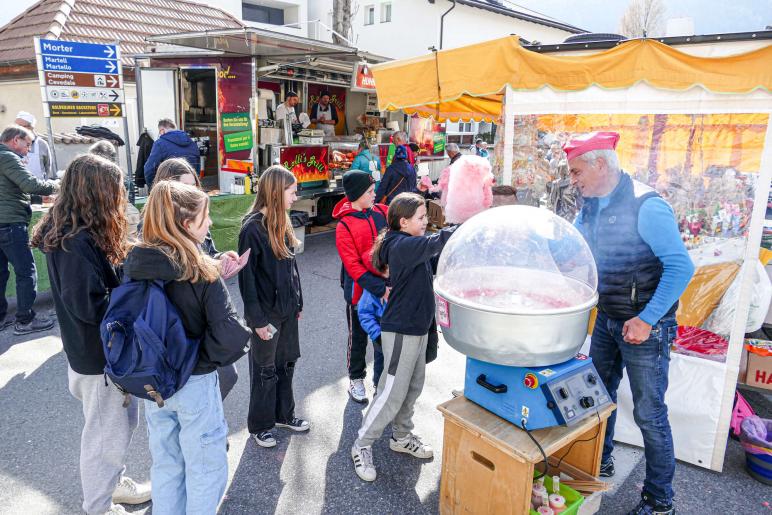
xmin=372 ymin=36 xmax=772 ymax=122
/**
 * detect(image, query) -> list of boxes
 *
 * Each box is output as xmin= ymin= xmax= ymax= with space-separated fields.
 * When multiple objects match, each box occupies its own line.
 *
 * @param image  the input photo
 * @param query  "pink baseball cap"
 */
xmin=563 ymin=131 xmax=620 ymax=161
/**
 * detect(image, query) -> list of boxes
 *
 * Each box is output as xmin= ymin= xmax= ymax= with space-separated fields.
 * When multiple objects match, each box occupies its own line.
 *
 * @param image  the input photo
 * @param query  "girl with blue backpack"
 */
xmin=122 ymin=181 xmax=251 ymax=514
xmin=32 ymin=154 xmax=151 ymax=515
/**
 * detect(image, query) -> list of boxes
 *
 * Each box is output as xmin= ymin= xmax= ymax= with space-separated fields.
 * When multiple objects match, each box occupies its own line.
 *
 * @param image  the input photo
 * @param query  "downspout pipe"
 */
xmin=440 ymin=0 xmax=456 ymax=50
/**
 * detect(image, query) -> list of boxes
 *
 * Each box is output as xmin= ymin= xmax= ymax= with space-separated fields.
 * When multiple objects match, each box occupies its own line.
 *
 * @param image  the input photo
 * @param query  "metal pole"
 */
xmin=45 ymin=116 xmax=58 ymax=174
xmin=115 ymin=42 xmax=134 ymax=203
xmin=251 ymin=56 xmax=258 ymax=172
xmin=123 ymin=117 xmax=135 ymax=204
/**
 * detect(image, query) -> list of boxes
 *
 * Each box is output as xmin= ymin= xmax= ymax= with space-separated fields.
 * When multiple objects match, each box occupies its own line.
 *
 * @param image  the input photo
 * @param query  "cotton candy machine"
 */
xmin=434 ymin=206 xmax=611 ymax=429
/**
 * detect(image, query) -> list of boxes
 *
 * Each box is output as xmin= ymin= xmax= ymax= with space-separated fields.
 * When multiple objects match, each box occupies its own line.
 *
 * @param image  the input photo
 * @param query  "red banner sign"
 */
xmin=280 ymin=145 xmax=329 ymax=184
xmin=351 ymin=63 xmax=376 ymax=92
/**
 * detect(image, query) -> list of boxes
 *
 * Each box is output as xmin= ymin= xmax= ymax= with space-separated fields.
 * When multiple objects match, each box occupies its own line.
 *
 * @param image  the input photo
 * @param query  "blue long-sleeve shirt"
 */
xmin=357 ymin=289 xmax=386 ymax=342
xmin=576 ymin=195 xmax=694 ymax=325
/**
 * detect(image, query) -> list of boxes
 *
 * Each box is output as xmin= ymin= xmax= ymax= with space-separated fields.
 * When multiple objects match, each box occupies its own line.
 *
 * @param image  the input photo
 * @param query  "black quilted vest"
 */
xmin=577 ymin=173 xmax=677 ymax=321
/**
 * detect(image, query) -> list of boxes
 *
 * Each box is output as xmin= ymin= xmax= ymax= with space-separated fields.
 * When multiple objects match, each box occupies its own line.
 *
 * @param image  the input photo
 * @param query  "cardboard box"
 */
xmin=745 ymin=341 xmax=772 ymax=390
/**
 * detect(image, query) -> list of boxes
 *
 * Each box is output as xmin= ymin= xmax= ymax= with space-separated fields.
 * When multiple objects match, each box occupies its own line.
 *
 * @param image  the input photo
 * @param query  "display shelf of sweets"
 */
xmin=328 ymin=140 xmax=359 ymax=173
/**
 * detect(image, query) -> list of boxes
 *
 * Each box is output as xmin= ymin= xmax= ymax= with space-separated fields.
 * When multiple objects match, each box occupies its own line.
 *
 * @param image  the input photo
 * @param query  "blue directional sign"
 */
xmin=41 ymin=55 xmax=119 ymax=74
xmin=39 ymin=39 xmax=117 ymax=60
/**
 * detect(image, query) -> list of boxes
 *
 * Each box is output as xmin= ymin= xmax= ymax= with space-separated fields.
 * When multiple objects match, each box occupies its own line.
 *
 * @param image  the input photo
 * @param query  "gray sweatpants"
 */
xmin=356 ymin=332 xmax=428 ymax=448
xmin=68 ymin=365 xmax=139 ymax=514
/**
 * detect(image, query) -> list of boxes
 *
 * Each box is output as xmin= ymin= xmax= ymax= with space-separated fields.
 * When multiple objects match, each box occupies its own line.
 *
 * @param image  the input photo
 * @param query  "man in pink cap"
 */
xmin=566 ymin=132 xmax=694 ymax=515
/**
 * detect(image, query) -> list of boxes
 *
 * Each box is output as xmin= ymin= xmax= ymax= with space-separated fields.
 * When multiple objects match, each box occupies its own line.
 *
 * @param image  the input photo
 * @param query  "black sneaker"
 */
xmin=276 ymin=417 xmax=310 ymax=432
xmin=599 ymin=457 xmax=615 ymax=477
xmin=627 ymin=493 xmax=675 ymax=515
xmin=0 ymin=319 xmax=13 ymax=331
xmin=14 ymin=316 xmax=55 ymax=336
xmin=252 ymin=430 xmax=277 ymax=448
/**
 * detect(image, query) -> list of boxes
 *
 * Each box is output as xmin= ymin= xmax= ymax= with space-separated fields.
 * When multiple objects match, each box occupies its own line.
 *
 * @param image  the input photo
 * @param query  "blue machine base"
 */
xmin=464 ymin=355 xmax=612 ymax=430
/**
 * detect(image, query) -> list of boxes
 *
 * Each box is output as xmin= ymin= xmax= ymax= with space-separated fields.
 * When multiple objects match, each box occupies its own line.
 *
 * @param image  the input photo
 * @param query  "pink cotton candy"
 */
xmin=444 ymin=155 xmax=494 ymax=224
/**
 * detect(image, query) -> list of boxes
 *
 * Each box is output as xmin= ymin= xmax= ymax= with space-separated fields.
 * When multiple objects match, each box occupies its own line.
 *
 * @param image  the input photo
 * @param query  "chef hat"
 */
xmin=563 ymin=131 xmax=620 ymax=161
xmin=15 ymin=111 xmax=36 ymax=127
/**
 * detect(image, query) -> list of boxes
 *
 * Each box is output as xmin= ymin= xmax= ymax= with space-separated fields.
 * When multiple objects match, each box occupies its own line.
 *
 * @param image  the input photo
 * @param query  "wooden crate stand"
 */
xmin=438 ymin=396 xmax=615 ymax=515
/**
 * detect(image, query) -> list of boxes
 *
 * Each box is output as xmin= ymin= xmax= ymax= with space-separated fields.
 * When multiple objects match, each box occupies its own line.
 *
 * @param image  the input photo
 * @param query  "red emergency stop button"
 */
xmin=523 ymin=373 xmax=539 ymax=389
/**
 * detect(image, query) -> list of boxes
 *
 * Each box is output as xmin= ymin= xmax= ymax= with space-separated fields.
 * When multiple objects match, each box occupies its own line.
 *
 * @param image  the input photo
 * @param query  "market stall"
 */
xmin=135 ymin=28 xmax=392 ymax=222
xmin=372 ymin=34 xmax=772 ymax=472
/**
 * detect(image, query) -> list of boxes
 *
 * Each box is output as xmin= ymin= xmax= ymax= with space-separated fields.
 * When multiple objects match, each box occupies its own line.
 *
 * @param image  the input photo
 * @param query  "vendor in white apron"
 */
xmin=310 ymin=91 xmax=338 ymax=138
xmin=14 ymin=111 xmax=52 ymax=180
xmin=275 ymin=91 xmax=301 ymax=144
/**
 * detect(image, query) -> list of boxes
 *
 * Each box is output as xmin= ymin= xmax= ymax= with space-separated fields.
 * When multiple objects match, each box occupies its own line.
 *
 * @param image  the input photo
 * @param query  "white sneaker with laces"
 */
xmin=112 ymin=476 xmax=151 ymax=505
xmin=390 ymin=433 xmax=434 ymax=459
xmin=104 ymin=504 xmax=129 ymax=515
xmin=349 ymin=379 xmax=367 ymax=403
xmin=351 ymin=444 xmax=377 ymax=481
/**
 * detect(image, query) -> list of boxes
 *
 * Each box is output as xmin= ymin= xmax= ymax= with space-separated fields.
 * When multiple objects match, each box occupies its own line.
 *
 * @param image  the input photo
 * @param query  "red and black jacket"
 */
xmin=333 ymin=198 xmax=388 ymax=305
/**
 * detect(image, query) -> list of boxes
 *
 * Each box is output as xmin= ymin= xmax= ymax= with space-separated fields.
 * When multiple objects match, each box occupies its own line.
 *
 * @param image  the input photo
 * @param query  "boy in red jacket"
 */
xmin=333 ymin=170 xmax=388 ymax=403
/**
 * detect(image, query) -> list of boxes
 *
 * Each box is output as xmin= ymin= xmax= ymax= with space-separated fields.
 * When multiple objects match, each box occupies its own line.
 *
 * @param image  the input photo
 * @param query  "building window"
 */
xmin=380 ymin=2 xmax=392 ymax=23
xmin=242 ymin=3 xmax=284 ymax=25
xmin=364 ymin=5 xmax=375 ymax=25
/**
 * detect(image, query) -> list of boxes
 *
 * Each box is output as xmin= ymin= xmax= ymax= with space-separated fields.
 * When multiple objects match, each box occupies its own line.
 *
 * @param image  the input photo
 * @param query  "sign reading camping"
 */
xmin=35 ymin=37 xmax=125 ymax=118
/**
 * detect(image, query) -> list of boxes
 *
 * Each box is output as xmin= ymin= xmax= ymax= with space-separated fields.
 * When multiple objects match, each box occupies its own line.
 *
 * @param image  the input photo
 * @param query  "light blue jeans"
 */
xmin=144 ymin=371 xmax=228 ymax=515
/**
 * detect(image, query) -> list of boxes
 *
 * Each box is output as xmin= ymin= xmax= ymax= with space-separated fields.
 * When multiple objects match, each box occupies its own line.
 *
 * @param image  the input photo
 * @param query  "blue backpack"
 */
xmin=100 ymin=279 xmax=201 ymax=407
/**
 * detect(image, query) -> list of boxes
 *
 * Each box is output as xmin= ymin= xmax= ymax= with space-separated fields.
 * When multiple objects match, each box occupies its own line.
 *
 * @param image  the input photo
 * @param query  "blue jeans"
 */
xmin=144 ymin=372 xmax=228 ymax=515
xmin=590 ymin=311 xmax=678 ymax=505
xmin=0 ymin=223 xmax=36 ymax=323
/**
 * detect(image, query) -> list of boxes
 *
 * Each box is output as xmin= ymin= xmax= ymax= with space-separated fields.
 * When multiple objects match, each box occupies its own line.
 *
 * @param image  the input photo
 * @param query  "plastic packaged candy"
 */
xmin=672 ymin=326 xmax=729 ymax=362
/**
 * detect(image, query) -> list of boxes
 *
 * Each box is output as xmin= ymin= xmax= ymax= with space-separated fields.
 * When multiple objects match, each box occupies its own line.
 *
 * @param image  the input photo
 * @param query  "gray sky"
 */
xmin=0 ymin=0 xmax=770 ymax=35
xmin=506 ymin=0 xmax=771 ymax=34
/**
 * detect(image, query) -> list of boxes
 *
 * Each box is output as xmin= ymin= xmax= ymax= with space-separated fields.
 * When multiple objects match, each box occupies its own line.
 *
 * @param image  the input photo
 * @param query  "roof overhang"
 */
xmin=146 ymin=27 xmax=388 ymax=65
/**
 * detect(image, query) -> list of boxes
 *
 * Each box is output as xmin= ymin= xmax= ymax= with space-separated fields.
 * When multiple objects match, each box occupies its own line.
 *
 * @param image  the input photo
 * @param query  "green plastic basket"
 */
xmin=529 ymin=473 xmax=585 ymax=515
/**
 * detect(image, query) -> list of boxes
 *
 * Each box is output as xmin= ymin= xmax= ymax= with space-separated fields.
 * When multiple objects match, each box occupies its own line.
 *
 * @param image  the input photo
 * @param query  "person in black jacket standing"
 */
xmin=375 ymin=145 xmax=417 ymax=204
xmin=32 ymin=154 xmax=150 ymax=515
xmin=124 ymin=181 xmax=251 ymax=514
xmin=351 ymin=193 xmax=456 ymax=482
xmin=239 ymin=165 xmax=308 ymax=448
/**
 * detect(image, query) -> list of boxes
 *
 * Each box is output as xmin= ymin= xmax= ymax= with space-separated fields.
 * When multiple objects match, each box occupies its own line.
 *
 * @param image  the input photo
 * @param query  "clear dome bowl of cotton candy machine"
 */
xmin=434 ymin=205 xmax=598 ymax=366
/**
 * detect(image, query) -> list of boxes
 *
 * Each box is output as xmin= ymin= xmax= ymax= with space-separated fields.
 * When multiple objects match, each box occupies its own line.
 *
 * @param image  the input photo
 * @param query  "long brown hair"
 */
xmin=371 ymin=192 xmax=425 ymax=272
xmin=154 ymin=158 xmax=201 ymax=187
xmin=141 ymin=181 xmax=219 ymax=283
xmin=32 ymin=154 xmax=128 ymax=265
xmin=246 ymin=165 xmax=298 ymax=259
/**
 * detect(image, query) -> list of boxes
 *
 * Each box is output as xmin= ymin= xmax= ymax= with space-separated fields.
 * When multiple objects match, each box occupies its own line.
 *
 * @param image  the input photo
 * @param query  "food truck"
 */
xmin=134 ymin=27 xmax=395 ymax=221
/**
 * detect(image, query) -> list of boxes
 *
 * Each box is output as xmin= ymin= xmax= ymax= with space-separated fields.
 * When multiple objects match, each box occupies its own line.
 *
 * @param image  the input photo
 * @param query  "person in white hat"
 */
xmin=14 ymin=111 xmax=53 ymax=180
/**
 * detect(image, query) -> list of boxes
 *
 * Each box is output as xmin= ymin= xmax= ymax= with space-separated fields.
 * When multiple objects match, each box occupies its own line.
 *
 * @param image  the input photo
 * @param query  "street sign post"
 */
xmin=34 ymin=37 xmax=132 ymax=199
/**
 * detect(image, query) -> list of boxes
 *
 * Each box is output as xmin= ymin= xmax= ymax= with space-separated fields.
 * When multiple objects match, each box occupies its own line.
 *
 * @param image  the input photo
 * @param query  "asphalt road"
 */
xmin=0 ymin=231 xmax=769 ymax=514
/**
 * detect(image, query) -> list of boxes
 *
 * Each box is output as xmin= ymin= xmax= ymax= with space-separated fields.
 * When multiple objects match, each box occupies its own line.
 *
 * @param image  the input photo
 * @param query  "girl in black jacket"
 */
xmin=124 ymin=180 xmax=251 ymax=514
xmin=32 ymin=154 xmax=151 ymax=513
xmin=238 ymin=165 xmax=308 ymax=448
xmin=351 ymin=193 xmax=456 ymax=483
xmin=152 ymin=157 xmax=242 ymax=401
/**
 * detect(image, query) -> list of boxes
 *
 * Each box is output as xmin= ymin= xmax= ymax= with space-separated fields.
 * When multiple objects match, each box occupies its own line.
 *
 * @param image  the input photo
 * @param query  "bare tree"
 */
xmin=619 ymin=0 xmax=666 ymax=38
xmin=332 ymin=0 xmax=353 ymax=45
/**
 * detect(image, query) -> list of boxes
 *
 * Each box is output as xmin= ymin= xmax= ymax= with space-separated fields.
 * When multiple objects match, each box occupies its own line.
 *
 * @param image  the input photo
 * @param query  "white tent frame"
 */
xmin=500 ymin=82 xmax=772 ymax=471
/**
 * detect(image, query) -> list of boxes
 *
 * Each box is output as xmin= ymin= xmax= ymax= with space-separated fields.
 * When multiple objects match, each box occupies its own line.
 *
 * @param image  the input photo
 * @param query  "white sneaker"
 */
xmin=104 ymin=504 xmax=129 ymax=515
xmin=112 ymin=476 xmax=151 ymax=505
xmin=390 ymin=433 xmax=434 ymax=459
xmin=349 ymin=379 xmax=368 ymax=403
xmin=351 ymin=444 xmax=377 ymax=482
